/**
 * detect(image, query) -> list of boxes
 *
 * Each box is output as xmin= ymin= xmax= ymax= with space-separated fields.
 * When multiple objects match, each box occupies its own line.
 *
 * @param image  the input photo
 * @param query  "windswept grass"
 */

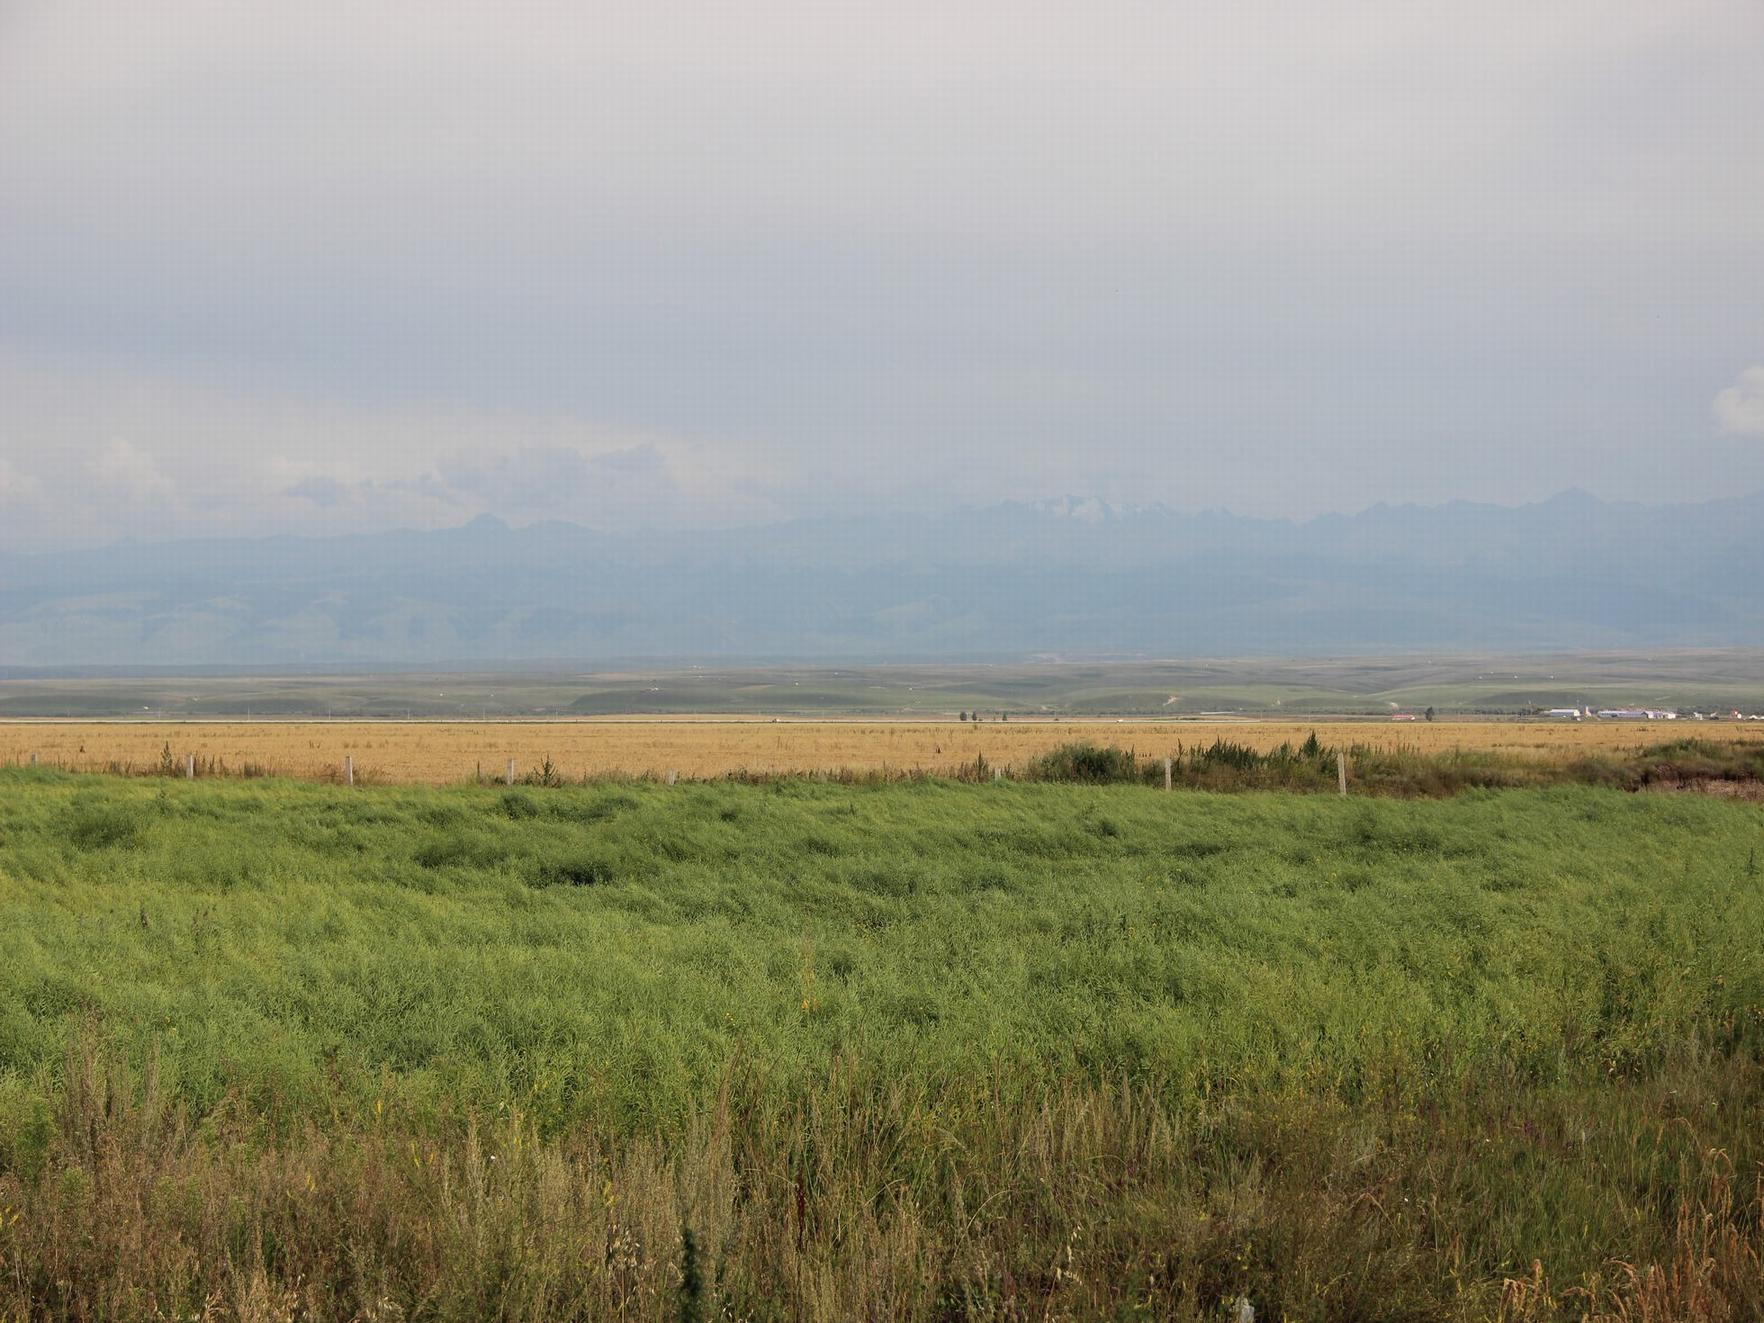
xmin=0 ymin=768 xmax=1761 ymax=1318
xmin=1018 ymin=736 xmax=1764 ymax=797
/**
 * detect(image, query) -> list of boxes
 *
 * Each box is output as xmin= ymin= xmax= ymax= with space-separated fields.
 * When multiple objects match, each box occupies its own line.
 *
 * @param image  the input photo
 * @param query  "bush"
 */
xmin=1024 ymin=742 xmax=1140 ymax=784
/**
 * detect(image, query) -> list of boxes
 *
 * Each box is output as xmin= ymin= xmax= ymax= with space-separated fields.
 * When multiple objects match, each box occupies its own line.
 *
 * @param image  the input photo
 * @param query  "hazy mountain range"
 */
xmin=3 ymin=490 xmax=1761 ymax=667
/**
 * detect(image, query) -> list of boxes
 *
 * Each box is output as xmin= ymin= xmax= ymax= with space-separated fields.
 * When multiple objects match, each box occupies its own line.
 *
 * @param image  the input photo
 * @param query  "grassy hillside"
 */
xmin=1 ymin=770 xmax=1761 ymax=1318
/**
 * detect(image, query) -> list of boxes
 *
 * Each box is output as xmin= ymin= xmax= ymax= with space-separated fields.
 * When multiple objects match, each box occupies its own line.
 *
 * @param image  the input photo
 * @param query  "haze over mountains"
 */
xmin=3 ymin=490 xmax=1761 ymax=668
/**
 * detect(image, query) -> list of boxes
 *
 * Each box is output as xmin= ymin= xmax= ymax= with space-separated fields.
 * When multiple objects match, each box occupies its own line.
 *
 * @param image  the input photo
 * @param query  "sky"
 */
xmin=2 ymin=0 xmax=1762 ymax=551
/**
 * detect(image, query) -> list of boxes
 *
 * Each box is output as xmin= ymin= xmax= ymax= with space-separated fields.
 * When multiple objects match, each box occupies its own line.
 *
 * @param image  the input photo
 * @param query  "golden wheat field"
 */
xmin=5 ymin=718 xmax=1763 ymax=784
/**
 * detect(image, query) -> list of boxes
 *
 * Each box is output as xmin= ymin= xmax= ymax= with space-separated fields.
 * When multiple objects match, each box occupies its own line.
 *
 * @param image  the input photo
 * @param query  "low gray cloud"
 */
xmin=0 ymin=350 xmax=782 ymax=549
xmin=281 ymin=443 xmax=688 ymax=529
xmin=86 ymin=438 xmax=176 ymax=503
xmin=0 ymin=457 xmax=44 ymax=506
xmin=283 ymin=474 xmax=354 ymax=507
xmin=438 ymin=444 xmax=677 ymax=519
xmin=1715 ymin=367 xmax=1764 ymax=437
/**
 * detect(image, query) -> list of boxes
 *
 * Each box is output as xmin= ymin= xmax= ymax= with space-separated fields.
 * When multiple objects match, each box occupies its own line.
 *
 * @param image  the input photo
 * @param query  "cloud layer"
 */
xmin=0 ymin=351 xmax=797 ymax=547
xmin=2 ymin=1 xmax=1763 ymax=549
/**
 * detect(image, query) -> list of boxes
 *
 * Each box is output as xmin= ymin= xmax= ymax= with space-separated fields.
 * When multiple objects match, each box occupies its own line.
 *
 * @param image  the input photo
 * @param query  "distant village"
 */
xmin=1531 ymin=705 xmax=1764 ymax=726
xmin=1531 ymin=707 xmax=1764 ymax=722
xmin=1384 ymin=707 xmax=1764 ymax=722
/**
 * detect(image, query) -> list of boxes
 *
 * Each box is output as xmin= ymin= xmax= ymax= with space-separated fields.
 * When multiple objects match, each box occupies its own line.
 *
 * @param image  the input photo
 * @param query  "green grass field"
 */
xmin=2 ymin=768 xmax=1762 ymax=1319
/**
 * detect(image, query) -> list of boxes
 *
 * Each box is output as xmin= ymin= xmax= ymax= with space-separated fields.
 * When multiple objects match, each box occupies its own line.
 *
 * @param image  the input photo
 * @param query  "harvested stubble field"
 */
xmin=5 ymin=718 xmax=1762 ymax=785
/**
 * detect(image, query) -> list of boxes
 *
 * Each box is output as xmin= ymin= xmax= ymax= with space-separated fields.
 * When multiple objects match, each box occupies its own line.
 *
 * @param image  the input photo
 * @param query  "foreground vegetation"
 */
xmin=1021 ymin=735 xmax=1764 ymax=797
xmin=1 ymin=769 xmax=1761 ymax=1319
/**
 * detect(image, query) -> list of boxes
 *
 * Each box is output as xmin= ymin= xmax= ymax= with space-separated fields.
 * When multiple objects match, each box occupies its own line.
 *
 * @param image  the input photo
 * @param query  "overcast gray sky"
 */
xmin=3 ymin=0 xmax=1762 ymax=550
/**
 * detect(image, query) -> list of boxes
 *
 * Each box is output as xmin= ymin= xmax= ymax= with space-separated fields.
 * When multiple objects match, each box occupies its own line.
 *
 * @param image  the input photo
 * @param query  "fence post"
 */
xmin=186 ymin=753 xmax=195 ymax=780
xmin=506 ymin=759 xmax=516 ymax=787
xmin=1164 ymin=756 xmax=1173 ymax=791
xmin=666 ymin=769 xmax=678 ymax=786
xmin=345 ymin=755 xmax=354 ymax=788
xmin=1337 ymin=750 xmax=1348 ymax=796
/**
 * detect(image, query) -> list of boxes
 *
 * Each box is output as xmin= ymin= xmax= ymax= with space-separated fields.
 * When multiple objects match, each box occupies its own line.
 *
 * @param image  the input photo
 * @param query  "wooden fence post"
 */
xmin=666 ymin=769 xmax=678 ymax=786
xmin=1164 ymin=757 xmax=1173 ymax=791
xmin=186 ymin=753 xmax=195 ymax=780
xmin=30 ymin=752 xmax=38 ymax=766
xmin=345 ymin=755 xmax=354 ymax=788
xmin=506 ymin=759 xmax=516 ymax=787
xmin=1337 ymin=750 xmax=1348 ymax=796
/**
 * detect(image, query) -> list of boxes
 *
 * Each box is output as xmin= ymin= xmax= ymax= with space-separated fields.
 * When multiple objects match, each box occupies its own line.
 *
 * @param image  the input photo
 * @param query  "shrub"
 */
xmin=1024 ymin=742 xmax=1140 ymax=784
xmin=522 ymin=755 xmax=565 ymax=789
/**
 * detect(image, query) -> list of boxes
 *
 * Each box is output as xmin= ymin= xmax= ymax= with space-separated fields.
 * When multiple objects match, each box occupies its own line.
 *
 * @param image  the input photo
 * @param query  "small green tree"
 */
xmin=1424 ymin=706 xmax=1436 ymax=722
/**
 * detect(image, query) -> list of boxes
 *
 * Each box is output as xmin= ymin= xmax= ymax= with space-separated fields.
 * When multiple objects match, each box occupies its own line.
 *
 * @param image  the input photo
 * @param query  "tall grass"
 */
xmin=4 ymin=1033 xmax=1760 ymax=1321
xmin=1018 ymin=736 xmax=1764 ymax=797
xmin=1 ymin=768 xmax=1761 ymax=1317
